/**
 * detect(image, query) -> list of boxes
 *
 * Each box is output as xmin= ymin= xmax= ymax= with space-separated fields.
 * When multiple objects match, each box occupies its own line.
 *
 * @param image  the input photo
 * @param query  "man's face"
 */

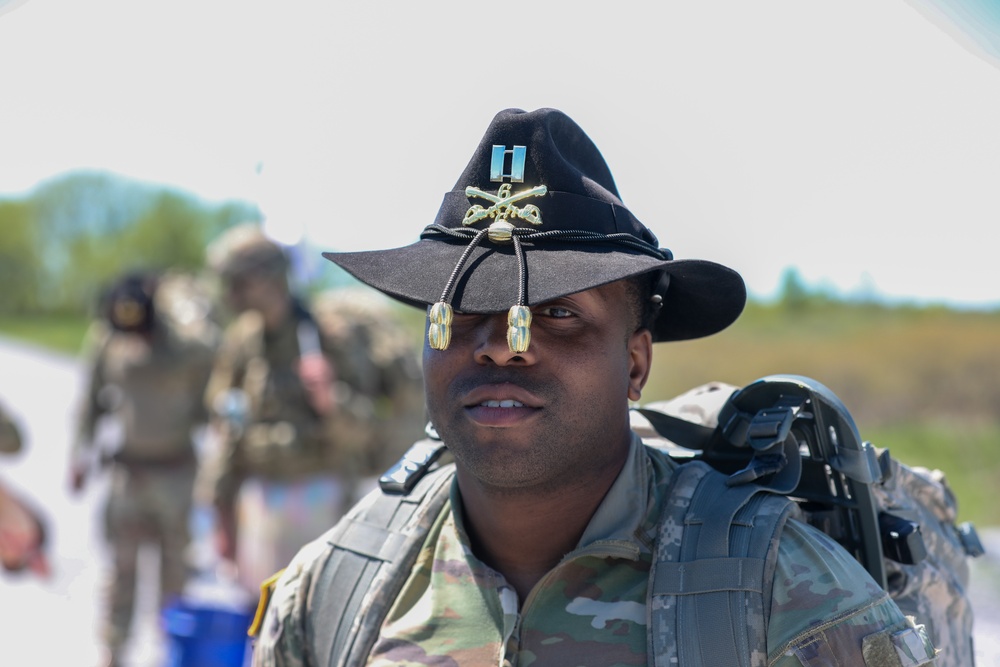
xmin=222 ymin=271 xmax=276 ymax=314
xmin=423 ymin=280 xmax=652 ymax=493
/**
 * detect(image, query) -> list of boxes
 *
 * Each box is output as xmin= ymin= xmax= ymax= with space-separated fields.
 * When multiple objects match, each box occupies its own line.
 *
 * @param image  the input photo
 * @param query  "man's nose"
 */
xmin=473 ymin=312 xmax=534 ymax=366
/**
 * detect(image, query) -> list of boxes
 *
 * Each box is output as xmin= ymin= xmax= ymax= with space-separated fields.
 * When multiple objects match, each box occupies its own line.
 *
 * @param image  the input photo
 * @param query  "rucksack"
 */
xmin=258 ymin=374 xmax=982 ymax=666
xmin=632 ymin=374 xmax=984 ymax=666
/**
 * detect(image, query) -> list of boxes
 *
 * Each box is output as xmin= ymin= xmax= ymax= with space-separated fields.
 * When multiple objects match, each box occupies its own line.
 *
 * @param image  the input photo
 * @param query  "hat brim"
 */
xmin=323 ymin=238 xmax=745 ymax=342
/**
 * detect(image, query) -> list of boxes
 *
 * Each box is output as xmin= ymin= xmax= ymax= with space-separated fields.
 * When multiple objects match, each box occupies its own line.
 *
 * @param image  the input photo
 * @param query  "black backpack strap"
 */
xmin=634 ymin=407 xmax=716 ymax=450
xmin=650 ymin=461 xmax=796 ymax=667
xmin=308 ymin=462 xmax=455 ymax=667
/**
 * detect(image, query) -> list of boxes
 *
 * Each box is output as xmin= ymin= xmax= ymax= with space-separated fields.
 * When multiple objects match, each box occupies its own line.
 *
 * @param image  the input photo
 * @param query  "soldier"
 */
xmin=202 ymin=225 xmax=421 ymax=596
xmin=309 ymin=286 xmax=426 ymax=479
xmin=69 ymin=270 xmax=217 ymax=667
xmin=251 ymin=109 xmax=937 ymax=666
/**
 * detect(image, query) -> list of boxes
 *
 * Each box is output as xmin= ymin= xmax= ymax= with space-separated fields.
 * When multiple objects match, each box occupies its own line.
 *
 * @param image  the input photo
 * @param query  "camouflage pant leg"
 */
xmin=150 ymin=465 xmax=195 ymax=607
xmin=102 ymin=471 xmax=144 ymax=651
xmin=102 ymin=463 xmax=196 ymax=645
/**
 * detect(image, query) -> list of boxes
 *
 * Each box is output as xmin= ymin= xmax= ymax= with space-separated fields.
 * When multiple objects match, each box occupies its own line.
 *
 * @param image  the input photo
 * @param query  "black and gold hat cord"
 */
xmin=426 ymin=226 xmax=490 ymax=353
xmin=423 ymin=221 xmax=672 ymax=353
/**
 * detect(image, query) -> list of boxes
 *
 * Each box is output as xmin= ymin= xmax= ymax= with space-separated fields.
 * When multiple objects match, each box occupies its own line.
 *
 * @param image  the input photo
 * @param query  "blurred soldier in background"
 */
xmin=310 ymin=286 xmax=426 ymax=478
xmin=68 ymin=270 xmax=217 ymax=667
xmin=202 ymin=224 xmax=424 ymax=595
xmin=0 ymin=401 xmax=50 ymax=577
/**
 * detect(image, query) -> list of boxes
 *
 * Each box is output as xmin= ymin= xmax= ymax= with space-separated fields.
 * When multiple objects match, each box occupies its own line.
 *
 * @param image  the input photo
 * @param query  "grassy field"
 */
xmin=641 ymin=301 xmax=1000 ymax=525
xmin=0 ymin=313 xmax=91 ymax=355
xmin=2 ymin=301 xmax=997 ymax=525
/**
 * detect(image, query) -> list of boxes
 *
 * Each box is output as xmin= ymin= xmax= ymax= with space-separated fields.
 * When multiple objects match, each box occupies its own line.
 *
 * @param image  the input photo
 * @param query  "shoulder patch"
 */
xmin=248 ymin=569 xmax=286 ymax=638
xmin=861 ymin=619 xmax=936 ymax=667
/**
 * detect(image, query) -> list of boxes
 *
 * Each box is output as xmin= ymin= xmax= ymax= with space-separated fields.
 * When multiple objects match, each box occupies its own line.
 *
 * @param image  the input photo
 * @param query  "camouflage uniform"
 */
xmin=201 ymin=294 xmax=422 ymax=593
xmin=310 ymin=287 xmax=425 ymax=477
xmin=202 ymin=224 xmax=424 ymax=594
xmin=73 ymin=312 xmax=216 ymax=660
xmin=252 ymin=435 xmax=935 ymax=667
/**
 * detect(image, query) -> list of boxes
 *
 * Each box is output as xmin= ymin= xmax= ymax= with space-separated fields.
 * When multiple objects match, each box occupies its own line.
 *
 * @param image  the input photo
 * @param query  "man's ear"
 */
xmin=627 ymin=328 xmax=653 ymax=402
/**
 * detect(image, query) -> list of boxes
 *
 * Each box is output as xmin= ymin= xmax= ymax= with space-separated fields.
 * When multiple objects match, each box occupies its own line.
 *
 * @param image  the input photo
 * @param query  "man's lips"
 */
xmin=462 ymin=383 xmax=543 ymax=409
xmin=462 ymin=383 xmax=542 ymax=427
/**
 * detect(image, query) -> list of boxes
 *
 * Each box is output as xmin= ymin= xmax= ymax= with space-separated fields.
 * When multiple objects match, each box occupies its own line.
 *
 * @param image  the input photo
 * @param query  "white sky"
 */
xmin=1 ymin=0 xmax=998 ymax=308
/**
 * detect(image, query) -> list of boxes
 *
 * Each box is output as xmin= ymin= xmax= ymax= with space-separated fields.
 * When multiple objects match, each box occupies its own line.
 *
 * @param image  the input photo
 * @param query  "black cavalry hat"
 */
xmin=322 ymin=108 xmax=746 ymax=343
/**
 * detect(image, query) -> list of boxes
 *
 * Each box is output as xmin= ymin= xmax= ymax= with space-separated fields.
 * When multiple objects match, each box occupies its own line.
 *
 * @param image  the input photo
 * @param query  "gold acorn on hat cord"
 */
xmin=507 ymin=305 xmax=531 ymax=353
xmin=426 ymin=170 xmax=546 ymax=354
xmin=421 ymin=192 xmax=674 ymax=353
xmin=424 ymin=222 xmax=538 ymax=354
xmin=505 ymin=234 xmax=532 ymax=354
xmin=427 ymin=301 xmax=453 ymax=351
xmin=425 ymin=227 xmax=490 ymax=352
xmin=428 ymin=301 xmax=531 ymax=354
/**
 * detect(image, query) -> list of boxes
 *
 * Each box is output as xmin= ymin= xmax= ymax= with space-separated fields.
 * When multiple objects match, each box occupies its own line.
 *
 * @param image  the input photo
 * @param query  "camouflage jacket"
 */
xmin=252 ymin=435 xmax=936 ymax=667
xmin=202 ymin=297 xmax=422 ymax=512
xmin=73 ymin=319 xmax=215 ymax=465
xmin=203 ymin=306 xmax=346 ymax=510
xmin=309 ymin=288 xmax=426 ymax=478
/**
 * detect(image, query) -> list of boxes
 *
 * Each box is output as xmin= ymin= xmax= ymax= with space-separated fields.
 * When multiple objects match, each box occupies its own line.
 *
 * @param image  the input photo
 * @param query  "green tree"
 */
xmin=778 ymin=267 xmax=811 ymax=311
xmin=2 ymin=170 xmax=259 ymax=315
xmin=0 ymin=199 xmax=43 ymax=313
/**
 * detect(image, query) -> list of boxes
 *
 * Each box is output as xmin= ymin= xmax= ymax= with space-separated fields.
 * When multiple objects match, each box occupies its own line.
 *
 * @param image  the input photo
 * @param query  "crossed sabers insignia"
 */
xmin=463 ymin=183 xmax=547 ymax=227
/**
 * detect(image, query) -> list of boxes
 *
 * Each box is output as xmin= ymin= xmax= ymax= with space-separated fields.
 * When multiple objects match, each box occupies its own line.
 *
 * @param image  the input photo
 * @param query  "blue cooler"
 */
xmin=162 ymin=597 xmax=255 ymax=667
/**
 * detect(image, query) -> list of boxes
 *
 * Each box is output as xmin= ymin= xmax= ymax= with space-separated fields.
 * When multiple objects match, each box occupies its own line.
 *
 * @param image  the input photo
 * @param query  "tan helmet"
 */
xmin=208 ymin=223 xmax=289 ymax=281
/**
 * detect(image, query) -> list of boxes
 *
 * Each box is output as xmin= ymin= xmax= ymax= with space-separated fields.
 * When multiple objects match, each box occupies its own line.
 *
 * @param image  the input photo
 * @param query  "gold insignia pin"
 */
xmin=463 ymin=183 xmax=547 ymax=231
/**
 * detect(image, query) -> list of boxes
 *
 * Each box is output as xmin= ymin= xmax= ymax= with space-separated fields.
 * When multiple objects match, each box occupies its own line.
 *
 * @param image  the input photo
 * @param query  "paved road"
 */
xmin=1 ymin=336 xmax=997 ymax=665
xmin=0 ymin=337 xmax=219 ymax=667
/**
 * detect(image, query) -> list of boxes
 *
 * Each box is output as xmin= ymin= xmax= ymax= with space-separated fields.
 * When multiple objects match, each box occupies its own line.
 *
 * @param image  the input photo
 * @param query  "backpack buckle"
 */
xmin=745 ymin=396 xmax=807 ymax=451
xmin=379 ymin=437 xmax=447 ymax=495
xmin=957 ymin=521 xmax=985 ymax=558
xmin=879 ymin=512 xmax=928 ymax=564
xmin=725 ymin=396 xmax=808 ymax=491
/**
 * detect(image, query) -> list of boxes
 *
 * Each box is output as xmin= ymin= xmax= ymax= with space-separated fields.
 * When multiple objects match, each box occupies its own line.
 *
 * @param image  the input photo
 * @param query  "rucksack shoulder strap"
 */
xmin=649 ymin=460 xmax=796 ymax=667
xmin=308 ymin=461 xmax=455 ymax=667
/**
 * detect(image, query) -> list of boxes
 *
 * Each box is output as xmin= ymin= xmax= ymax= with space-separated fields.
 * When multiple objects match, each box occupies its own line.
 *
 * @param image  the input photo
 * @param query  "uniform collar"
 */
xmin=575 ymin=432 xmax=662 ymax=555
xmin=450 ymin=432 xmax=671 ymax=562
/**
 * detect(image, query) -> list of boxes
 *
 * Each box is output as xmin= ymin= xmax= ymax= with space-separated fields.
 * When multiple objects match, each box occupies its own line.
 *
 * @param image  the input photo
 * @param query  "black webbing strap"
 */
xmin=634 ymin=408 xmax=716 ymax=450
xmin=309 ymin=464 xmax=455 ymax=667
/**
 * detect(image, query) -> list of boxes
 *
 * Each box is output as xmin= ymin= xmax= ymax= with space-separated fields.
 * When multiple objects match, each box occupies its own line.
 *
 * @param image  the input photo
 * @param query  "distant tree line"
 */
xmin=0 ymin=171 xmax=259 ymax=315
xmin=3 ymin=173 xmax=981 ymax=319
xmin=775 ymin=267 xmax=839 ymax=311
xmin=770 ymin=267 xmax=968 ymax=313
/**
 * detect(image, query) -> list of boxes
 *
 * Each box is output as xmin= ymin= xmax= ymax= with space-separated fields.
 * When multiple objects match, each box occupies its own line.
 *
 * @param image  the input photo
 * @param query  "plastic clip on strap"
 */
xmin=829 ymin=442 xmax=884 ymax=485
xmin=725 ymin=396 xmax=805 ymax=493
xmin=957 ymin=521 xmax=986 ymax=558
xmin=879 ymin=513 xmax=929 ymax=565
xmin=744 ymin=396 xmax=804 ymax=451
xmin=379 ymin=439 xmax=448 ymax=495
